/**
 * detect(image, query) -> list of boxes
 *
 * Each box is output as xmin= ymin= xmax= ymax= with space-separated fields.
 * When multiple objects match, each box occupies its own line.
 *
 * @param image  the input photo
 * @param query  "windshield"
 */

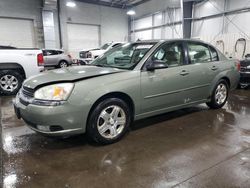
xmin=92 ymin=43 xmax=155 ymax=70
xmin=100 ymin=43 xmax=111 ymax=50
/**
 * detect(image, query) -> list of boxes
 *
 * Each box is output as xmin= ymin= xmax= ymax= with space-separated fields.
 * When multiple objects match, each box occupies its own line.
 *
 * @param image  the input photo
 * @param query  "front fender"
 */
xmin=68 ymin=71 xmax=141 ymax=130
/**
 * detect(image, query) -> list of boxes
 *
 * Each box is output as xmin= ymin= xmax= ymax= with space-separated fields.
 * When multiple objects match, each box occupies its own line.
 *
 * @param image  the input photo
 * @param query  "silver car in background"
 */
xmin=43 ymin=49 xmax=73 ymax=68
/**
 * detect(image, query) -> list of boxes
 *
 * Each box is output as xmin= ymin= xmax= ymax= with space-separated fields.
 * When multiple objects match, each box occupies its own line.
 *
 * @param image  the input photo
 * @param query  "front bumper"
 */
xmin=79 ymin=58 xmax=94 ymax=64
xmin=13 ymin=94 xmax=85 ymax=136
xmin=240 ymin=72 xmax=250 ymax=86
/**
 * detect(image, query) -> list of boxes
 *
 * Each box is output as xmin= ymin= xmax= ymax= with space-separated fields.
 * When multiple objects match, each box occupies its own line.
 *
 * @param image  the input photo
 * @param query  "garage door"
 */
xmin=67 ymin=23 xmax=100 ymax=59
xmin=0 ymin=18 xmax=35 ymax=48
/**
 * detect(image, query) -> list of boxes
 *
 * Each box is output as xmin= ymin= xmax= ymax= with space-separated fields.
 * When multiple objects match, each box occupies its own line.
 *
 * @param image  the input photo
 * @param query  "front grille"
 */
xmin=22 ymin=86 xmax=34 ymax=98
xmin=240 ymin=67 xmax=246 ymax=72
xmin=79 ymin=51 xmax=88 ymax=58
xmin=240 ymin=66 xmax=250 ymax=73
xmin=19 ymin=86 xmax=35 ymax=106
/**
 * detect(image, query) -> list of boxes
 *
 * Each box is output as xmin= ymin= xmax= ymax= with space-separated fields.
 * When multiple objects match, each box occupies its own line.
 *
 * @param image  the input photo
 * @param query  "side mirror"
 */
xmin=146 ymin=60 xmax=168 ymax=71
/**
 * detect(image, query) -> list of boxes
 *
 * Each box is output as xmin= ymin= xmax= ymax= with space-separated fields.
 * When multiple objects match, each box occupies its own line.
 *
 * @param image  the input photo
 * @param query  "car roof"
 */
xmin=43 ymin=49 xmax=64 ymax=51
xmin=134 ymin=38 xmax=208 ymax=44
xmin=133 ymin=38 xmax=216 ymax=48
xmin=0 ymin=45 xmax=17 ymax=49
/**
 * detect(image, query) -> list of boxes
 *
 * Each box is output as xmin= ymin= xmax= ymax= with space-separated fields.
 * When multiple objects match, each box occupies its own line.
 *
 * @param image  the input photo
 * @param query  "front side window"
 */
xmin=151 ymin=42 xmax=184 ymax=67
xmin=188 ymin=43 xmax=211 ymax=64
xmin=92 ymin=43 xmax=155 ymax=70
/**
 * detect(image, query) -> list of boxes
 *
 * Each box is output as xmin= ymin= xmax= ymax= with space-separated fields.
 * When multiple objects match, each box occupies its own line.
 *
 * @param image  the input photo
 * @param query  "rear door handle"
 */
xmin=211 ymin=66 xmax=218 ymax=71
xmin=180 ymin=70 xmax=189 ymax=76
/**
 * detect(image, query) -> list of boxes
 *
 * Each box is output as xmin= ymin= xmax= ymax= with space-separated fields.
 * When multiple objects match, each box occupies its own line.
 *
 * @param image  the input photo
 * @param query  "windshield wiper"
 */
xmin=94 ymin=64 xmax=106 ymax=67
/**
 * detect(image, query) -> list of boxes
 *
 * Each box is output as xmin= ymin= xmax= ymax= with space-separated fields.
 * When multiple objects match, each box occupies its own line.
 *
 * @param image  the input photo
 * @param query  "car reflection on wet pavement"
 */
xmin=0 ymin=90 xmax=250 ymax=188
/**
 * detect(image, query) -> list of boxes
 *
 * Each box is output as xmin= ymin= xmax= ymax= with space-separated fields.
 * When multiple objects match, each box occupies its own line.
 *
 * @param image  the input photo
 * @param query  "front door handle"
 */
xmin=211 ymin=66 xmax=218 ymax=71
xmin=180 ymin=70 xmax=189 ymax=76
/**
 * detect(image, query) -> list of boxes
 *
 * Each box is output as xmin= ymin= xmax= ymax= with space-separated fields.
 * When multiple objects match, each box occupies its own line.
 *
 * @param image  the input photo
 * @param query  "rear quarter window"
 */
xmin=209 ymin=46 xmax=219 ymax=61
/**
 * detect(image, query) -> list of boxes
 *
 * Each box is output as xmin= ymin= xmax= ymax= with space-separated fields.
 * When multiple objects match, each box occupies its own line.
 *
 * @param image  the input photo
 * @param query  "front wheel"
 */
xmin=206 ymin=80 xmax=229 ymax=109
xmin=87 ymin=98 xmax=131 ymax=144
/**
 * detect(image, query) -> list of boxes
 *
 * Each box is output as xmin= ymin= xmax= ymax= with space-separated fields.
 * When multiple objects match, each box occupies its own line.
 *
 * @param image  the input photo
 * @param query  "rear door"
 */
xmin=182 ymin=41 xmax=220 ymax=101
xmin=44 ymin=50 xmax=59 ymax=66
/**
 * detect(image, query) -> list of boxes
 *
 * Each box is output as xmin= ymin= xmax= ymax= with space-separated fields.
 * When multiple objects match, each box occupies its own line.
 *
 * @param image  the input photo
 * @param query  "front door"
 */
xmin=140 ymin=42 xmax=190 ymax=114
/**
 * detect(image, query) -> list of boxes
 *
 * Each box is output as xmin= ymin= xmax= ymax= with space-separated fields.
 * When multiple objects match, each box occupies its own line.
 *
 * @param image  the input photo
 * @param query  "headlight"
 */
xmin=34 ymin=83 xmax=74 ymax=101
xmin=87 ymin=52 xmax=92 ymax=58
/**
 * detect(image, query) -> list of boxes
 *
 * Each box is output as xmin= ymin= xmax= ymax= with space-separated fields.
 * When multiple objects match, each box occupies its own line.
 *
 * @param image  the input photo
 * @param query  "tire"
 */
xmin=58 ymin=61 xmax=68 ymax=68
xmin=87 ymin=98 xmax=131 ymax=144
xmin=0 ymin=70 xmax=23 ymax=95
xmin=206 ymin=79 xmax=229 ymax=109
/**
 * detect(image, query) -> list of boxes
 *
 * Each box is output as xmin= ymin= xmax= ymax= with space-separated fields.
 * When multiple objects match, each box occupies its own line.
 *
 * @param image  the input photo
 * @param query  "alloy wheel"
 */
xmin=97 ymin=105 xmax=126 ymax=139
xmin=0 ymin=75 xmax=19 ymax=92
xmin=215 ymin=83 xmax=227 ymax=105
xmin=60 ymin=62 xmax=68 ymax=68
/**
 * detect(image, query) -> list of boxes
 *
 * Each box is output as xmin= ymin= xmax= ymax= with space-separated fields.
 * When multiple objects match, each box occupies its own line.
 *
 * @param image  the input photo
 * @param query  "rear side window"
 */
xmin=45 ymin=50 xmax=58 ymax=56
xmin=42 ymin=50 xmax=47 ymax=56
xmin=188 ymin=43 xmax=211 ymax=64
xmin=209 ymin=46 xmax=219 ymax=61
xmin=57 ymin=51 xmax=64 ymax=54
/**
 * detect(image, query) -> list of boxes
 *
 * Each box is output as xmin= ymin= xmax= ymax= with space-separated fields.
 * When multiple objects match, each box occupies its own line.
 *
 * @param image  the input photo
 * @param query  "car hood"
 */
xmin=23 ymin=66 xmax=125 ymax=89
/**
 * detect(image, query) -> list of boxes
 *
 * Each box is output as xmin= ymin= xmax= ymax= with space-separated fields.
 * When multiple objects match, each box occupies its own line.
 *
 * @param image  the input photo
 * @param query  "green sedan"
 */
xmin=14 ymin=39 xmax=240 ymax=144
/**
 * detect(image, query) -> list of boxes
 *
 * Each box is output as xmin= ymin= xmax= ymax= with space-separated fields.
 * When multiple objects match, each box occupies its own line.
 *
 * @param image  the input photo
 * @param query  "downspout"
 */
xmin=180 ymin=0 xmax=184 ymax=38
xmin=57 ymin=0 xmax=63 ymax=49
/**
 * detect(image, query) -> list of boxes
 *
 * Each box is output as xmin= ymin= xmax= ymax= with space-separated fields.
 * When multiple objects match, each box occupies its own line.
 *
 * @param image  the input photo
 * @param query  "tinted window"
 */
xmin=152 ymin=42 xmax=184 ymax=67
xmin=57 ymin=50 xmax=64 ymax=54
xmin=188 ymin=43 xmax=211 ymax=64
xmin=209 ymin=46 xmax=219 ymax=61
xmin=42 ymin=50 xmax=47 ymax=56
xmin=112 ymin=43 xmax=122 ymax=48
xmin=43 ymin=50 xmax=58 ymax=56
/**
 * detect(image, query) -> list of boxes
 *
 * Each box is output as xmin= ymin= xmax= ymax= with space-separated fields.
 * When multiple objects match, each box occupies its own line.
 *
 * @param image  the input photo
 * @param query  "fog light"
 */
xmin=37 ymin=125 xmax=50 ymax=132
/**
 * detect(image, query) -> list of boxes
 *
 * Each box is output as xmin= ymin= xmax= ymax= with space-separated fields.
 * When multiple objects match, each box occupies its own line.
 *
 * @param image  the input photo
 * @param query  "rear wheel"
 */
xmin=58 ymin=61 xmax=68 ymax=68
xmin=0 ymin=70 xmax=23 ymax=95
xmin=87 ymin=98 xmax=131 ymax=144
xmin=206 ymin=80 xmax=229 ymax=109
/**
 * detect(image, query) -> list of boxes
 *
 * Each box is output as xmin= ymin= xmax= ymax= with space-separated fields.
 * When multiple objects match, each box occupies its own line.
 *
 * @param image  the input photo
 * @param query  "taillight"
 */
xmin=37 ymin=53 xmax=44 ymax=66
xmin=236 ymin=60 xmax=241 ymax=72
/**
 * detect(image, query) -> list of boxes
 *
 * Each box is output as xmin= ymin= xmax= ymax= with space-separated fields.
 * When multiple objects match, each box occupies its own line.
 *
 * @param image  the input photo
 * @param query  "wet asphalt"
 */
xmin=0 ymin=89 xmax=250 ymax=188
